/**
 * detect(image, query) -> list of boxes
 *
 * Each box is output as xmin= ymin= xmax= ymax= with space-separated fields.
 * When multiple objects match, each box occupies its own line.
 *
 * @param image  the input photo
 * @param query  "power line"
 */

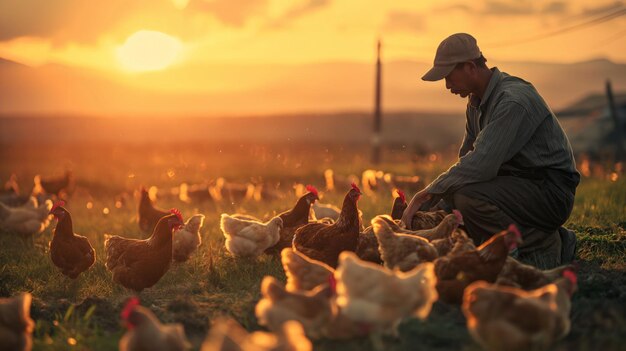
xmin=487 ymin=7 xmax=626 ymax=48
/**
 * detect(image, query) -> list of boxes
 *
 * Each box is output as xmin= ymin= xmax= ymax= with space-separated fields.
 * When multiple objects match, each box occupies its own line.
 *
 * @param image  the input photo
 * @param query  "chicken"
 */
xmin=0 ymin=293 xmax=34 ymax=351
xmin=179 ymin=182 xmax=212 ymax=203
xmin=411 ymin=210 xmax=463 ymax=241
xmin=334 ymin=252 xmax=438 ymax=335
xmin=255 ymin=276 xmax=362 ymax=340
xmin=210 ymin=178 xmax=255 ymax=203
xmin=220 ymin=214 xmax=283 ymax=257
xmin=119 ymin=297 xmax=190 ymax=351
xmin=138 ymin=186 xmax=170 ymax=236
xmin=354 ymin=191 xmax=408 ymax=264
xmin=201 ymin=318 xmax=312 ymax=351
xmin=49 ymin=202 xmax=96 ymax=279
xmin=431 ymin=228 xmax=475 ymax=257
xmin=292 ymin=183 xmax=362 ymax=268
xmin=373 ymin=216 xmax=438 ymax=272
xmin=390 ymin=190 xmax=407 ymax=220
xmin=281 ymin=248 xmax=334 ymax=292
xmin=172 ymin=214 xmax=205 ymax=262
xmin=0 ymin=197 xmax=53 ymax=236
xmin=311 ymin=201 xmax=341 ymax=222
xmin=2 ymin=173 xmax=19 ymax=195
xmin=462 ymin=269 xmax=578 ymax=351
xmin=266 ymin=186 xmax=319 ymax=254
xmin=496 ymin=257 xmax=574 ymax=290
xmin=410 ymin=210 xmax=448 ymax=230
xmin=105 ymin=210 xmax=184 ymax=291
xmin=33 ymin=170 xmax=73 ymax=198
xmin=434 ymin=224 xmax=523 ymax=304
xmin=255 ymin=276 xmax=334 ymax=340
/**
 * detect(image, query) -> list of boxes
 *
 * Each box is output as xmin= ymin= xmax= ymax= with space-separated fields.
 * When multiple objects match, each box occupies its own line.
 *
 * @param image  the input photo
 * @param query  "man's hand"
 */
xmin=400 ymin=189 xmax=432 ymax=230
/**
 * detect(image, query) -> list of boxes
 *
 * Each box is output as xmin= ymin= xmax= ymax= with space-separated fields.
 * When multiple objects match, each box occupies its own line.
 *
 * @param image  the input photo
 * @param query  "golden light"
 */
xmin=116 ymin=30 xmax=183 ymax=72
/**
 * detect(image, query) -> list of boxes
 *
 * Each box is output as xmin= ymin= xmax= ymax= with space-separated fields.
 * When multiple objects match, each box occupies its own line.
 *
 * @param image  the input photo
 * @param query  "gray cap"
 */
xmin=422 ymin=33 xmax=482 ymax=81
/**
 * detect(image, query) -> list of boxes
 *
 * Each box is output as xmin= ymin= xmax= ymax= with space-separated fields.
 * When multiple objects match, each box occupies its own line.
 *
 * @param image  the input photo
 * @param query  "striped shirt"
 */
xmin=426 ymin=67 xmax=580 ymax=195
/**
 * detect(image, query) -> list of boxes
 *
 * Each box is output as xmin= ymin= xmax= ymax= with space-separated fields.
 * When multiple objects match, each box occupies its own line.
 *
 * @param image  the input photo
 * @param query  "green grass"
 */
xmin=1 ymin=142 xmax=625 ymax=350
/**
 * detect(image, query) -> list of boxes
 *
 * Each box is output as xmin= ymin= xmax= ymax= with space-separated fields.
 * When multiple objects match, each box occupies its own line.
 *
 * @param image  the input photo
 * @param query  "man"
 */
xmin=400 ymin=33 xmax=580 ymax=269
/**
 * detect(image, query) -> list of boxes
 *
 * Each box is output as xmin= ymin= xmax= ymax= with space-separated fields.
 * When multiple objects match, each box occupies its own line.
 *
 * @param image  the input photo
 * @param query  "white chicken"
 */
xmin=0 ymin=292 xmax=34 ymax=351
xmin=172 ymin=214 xmax=205 ymax=262
xmin=0 ymin=197 xmax=53 ymax=236
xmin=220 ymin=214 xmax=283 ymax=257
xmin=334 ymin=252 xmax=438 ymax=335
xmin=119 ymin=297 xmax=190 ymax=351
xmin=281 ymin=248 xmax=334 ymax=292
xmin=311 ymin=201 xmax=341 ymax=222
xmin=201 ymin=318 xmax=312 ymax=351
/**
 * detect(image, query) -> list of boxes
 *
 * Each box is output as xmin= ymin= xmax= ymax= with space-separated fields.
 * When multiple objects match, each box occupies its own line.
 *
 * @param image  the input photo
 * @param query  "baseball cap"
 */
xmin=422 ymin=33 xmax=482 ymax=81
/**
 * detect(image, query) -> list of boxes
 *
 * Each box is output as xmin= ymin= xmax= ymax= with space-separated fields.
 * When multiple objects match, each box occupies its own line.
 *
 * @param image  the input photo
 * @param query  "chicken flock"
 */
xmin=0 ymin=170 xmax=578 ymax=351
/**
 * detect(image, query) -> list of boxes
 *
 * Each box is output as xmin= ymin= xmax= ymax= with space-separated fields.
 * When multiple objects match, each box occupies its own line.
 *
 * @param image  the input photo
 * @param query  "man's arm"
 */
xmin=426 ymin=100 xmax=543 ymax=195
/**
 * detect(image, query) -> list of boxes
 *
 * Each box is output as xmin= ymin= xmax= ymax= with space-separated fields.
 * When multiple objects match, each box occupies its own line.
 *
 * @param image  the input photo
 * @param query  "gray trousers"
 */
xmin=433 ymin=173 xmax=576 ymax=269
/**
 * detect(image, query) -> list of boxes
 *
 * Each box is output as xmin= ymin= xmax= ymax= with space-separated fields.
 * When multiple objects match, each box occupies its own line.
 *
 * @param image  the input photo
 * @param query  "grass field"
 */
xmin=1 ymin=141 xmax=625 ymax=351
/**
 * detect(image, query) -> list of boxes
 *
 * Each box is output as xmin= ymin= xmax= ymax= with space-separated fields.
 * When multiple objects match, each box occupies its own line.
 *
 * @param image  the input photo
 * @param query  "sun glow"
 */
xmin=116 ymin=30 xmax=183 ymax=72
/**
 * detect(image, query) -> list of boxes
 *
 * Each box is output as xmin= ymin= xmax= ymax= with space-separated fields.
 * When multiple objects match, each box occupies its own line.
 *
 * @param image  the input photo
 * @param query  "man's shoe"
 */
xmin=559 ymin=227 xmax=577 ymax=264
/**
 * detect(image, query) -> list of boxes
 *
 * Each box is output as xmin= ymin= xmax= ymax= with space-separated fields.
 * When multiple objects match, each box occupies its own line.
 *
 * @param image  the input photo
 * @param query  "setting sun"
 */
xmin=116 ymin=30 xmax=183 ymax=72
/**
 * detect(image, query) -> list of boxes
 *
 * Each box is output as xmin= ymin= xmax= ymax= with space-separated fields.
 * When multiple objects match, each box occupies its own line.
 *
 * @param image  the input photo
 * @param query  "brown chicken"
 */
xmin=265 ymin=186 xmax=319 ymax=254
xmin=172 ymin=214 xmax=205 ymax=262
xmin=373 ymin=216 xmax=438 ymax=272
xmin=281 ymin=248 xmax=334 ymax=292
xmin=119 ymin=297 xmax=190 ymax=351
xmin=496 ymin=257 xmax=574 ymax=290
xmin=201 ymin=318 xmax=312 ymax=351
xmin=292 ymin=184 xmax=362 ymax=268
xmin=434 ymin=224 xmax=523 ymax=304
xmin=138 ymin=186 xmax=170 ymax=236
xmin=462 ymin=269 xmax=578 ymax=351
xmin=105 ymin=210 xmax=184 ymax=291
xmin=33 ymin=170 xmax=73 ymax=198
xmin=431 ymin=228 xmax=475 ymax=257
xmin=411 ymin=210 xmax=448 ymax=230
xmin=0 ymin=292 xmax=34 ymax=351
xmin=390 ymin=190 xmax=407 ymax=220
xmin=49 ymin=202 xmax=96 ymax=279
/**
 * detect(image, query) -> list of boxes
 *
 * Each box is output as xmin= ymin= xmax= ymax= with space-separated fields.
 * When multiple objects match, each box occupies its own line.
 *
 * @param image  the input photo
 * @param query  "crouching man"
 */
xmin=401 ymin=33 xmax=579 ymax=269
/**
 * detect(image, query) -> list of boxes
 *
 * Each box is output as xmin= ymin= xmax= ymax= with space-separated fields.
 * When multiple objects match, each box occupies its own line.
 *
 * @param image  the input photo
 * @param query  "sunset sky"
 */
xmin=0 ymin=0 xmax=625 ymax=115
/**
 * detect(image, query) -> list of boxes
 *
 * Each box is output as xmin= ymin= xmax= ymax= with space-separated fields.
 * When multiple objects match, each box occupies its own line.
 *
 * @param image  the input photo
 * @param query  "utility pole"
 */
xmin=606 ymin=80 xmax=625 ymax=160
xmin=372 ymin=39 xmax=382 ymax=164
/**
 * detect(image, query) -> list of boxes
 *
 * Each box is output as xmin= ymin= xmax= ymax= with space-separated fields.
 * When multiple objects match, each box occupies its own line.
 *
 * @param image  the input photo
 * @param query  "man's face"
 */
xmin=444 ymin=63 xmax=474 ymax=98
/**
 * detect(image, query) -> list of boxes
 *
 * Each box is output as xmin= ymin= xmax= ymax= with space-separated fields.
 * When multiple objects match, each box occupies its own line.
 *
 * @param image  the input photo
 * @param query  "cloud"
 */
xmin=579 ymin=1 xmax=624 ymax=18
xmin=187 ymin=0 xmax=268 ymax=27
xmin=542 ymin=1 xmax=568 ymax=14
xmin=0 ymin=0 xmax=172 ymax=43
xmin=382 ymin=11 xmax=426 ymax=34
xmin=435 ymin=0 xmax=570 ymax=16
xmin=265 ymin=0 xmax=331 ymax=29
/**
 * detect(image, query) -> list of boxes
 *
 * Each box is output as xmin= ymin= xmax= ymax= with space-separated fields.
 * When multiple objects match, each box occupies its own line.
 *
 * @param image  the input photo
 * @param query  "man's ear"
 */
xmin=464 ymin=61 xmax=479 ymax=76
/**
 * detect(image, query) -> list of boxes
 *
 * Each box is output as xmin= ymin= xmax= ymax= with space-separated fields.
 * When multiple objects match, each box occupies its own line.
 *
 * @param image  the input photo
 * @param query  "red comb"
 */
xmin=351 ymin=182 xmax=361 ymax=193
xmin=121 ymin=297 xmax=140 ymax=321
xmin=170 ymin=208 xmax=183 ymax=222
xmin=563 ymin=269 xmax=577 ymax=286
xmin=328 ymin=274 xmax=337 ymax=296
xmin=508 ymin=224 xmax=521 ymax=239
xmin=453 ymin=209 xmax=463 ymax=223
xmin=396 ymin=190 xmax=406 ymax=203
xmin=305 ymin=184 xmax=319 ymax=197
xmin=50 ymin=200 xmax=65 ymax=212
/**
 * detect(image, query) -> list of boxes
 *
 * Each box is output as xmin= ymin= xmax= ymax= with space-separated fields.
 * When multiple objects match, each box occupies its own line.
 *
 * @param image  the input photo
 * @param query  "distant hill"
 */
xmin=0 ymin=57 xmax=625 ymax=116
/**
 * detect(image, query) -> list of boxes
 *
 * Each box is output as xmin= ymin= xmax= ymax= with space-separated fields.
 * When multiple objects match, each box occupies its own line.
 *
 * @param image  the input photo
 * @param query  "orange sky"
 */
xmin=0 ymin=0 xmax=625 ymax=116
xmin=1 ymin=0 xmax=625 ymax=69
